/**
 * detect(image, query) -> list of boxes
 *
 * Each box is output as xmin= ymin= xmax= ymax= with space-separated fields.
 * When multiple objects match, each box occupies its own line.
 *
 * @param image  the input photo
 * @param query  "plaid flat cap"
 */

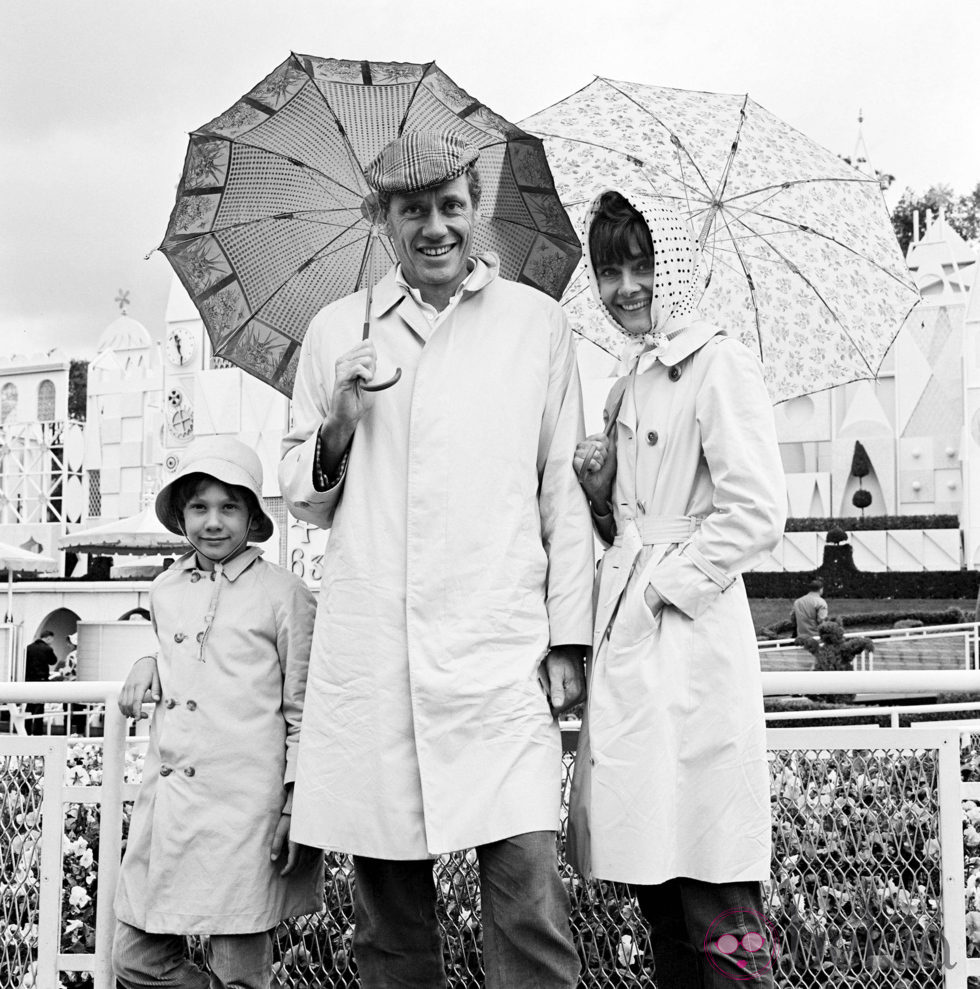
xmin=365 ymin=132 xmax=480 ymax=194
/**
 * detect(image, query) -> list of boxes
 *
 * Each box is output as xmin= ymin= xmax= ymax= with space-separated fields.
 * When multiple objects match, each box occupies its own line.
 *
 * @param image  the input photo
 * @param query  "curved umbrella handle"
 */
xmin=359 ymin=229 xmax=401 ymax=392
xmin=359 ymin=367 xmax=402 ymax=392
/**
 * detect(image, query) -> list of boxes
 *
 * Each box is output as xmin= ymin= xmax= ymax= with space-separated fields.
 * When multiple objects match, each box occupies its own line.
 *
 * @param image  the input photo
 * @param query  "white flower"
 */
xmin=78 ymin=849 xmax=94 ymax=869
xmin=68 ymin=886 xmax=90 ymax=910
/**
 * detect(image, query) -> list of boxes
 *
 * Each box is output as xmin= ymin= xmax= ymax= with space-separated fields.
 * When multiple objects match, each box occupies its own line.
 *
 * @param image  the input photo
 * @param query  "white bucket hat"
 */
xmin=155 ymin=437 xmax=274 ymax=542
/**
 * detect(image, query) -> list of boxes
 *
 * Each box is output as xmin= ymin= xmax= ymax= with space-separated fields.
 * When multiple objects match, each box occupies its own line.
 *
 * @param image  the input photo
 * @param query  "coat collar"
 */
xmin=370 ymin=253 xmax=500 ymax=320
xmin=171 ymin=546 xmax=263 ymax=582
xmin=618 ymin=317 xmax=726 ymax=379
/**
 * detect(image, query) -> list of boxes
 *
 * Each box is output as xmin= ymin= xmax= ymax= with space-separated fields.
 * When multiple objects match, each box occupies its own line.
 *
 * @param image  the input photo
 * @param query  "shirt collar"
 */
xmin=171 ymin=545 xmax=263 ymax=582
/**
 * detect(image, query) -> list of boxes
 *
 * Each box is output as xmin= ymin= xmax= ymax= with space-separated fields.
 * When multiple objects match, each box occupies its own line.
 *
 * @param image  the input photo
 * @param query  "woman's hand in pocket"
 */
xmin=643 ymin=584 xmax=665 ymax=620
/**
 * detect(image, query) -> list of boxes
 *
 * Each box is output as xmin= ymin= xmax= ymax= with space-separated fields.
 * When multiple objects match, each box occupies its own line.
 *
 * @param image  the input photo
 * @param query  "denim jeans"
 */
xmin=632 ymin=877 xmax=776 ymax=988
xmin=353 ymin=831 xmax=580 ymax=989
xmin=112 ymin=920 xmax=273 ymax=989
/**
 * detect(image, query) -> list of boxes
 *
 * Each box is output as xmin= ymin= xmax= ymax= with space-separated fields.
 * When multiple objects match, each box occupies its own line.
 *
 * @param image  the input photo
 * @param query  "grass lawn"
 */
xmin=748 ymin=597 xmax=976 ymax=634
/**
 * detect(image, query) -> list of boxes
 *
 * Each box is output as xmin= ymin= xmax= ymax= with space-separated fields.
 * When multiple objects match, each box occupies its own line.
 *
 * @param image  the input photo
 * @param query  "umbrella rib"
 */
xmin=290 ymin=54 xmax=376 ymax=197
xmin=734 ymin=207 xmax=918 ymax=292
xmin=396 ymin=61 xmax=437 ymax=136
xmin=599 ymin=78 xmax=717 ymax=195
xmin=719 ymin=175 xmax=879 ymax=206
xmin=714 ymin=209 xmax=764 ymax=362
xmin=211 ymin=217 xmax=368 ymax=355
xmin=728 ymin=211 xmax=877 ymax=376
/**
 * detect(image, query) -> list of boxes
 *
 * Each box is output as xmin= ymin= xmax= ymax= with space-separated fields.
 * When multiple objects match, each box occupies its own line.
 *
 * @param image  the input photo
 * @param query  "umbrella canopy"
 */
xmin=0 ymin=541 xmax=57 ymax=574
xmin=58 ymin=506 xmax=189 ymax=556
xmin=520 ymin=78 xmax=921 ymax=403
xmin=161 ymin=54 xmax=581 ymax=396
xmin=0 ymin=540 xmax=57 ymax=623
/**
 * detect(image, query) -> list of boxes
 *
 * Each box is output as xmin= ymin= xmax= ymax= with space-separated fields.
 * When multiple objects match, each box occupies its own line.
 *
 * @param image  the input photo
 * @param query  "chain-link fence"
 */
xmin=0 ymin=726 xmax=970 ymax=988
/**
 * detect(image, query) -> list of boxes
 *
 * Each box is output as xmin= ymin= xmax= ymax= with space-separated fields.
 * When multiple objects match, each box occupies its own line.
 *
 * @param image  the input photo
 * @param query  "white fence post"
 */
xmin=936 ymin=729 xmax=969 ymax=986
xmin=93 ymin=695 xmax=127 ymax=989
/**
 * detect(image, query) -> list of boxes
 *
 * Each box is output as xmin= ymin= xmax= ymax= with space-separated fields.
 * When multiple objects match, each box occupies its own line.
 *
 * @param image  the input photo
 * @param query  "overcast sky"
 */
xmin=2 ymin=0 xmax=977 ymax=358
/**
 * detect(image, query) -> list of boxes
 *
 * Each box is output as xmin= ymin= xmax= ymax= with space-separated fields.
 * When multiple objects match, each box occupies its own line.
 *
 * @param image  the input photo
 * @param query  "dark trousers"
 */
xmin=633 ymin=877 xmax=776 ymax=988
xmin=24 ymin=702 xmax=45 ymax=734
xmin=112 ymin=920 xmax=273 ymax=989
xmin=352 ymin=831 xmax=579 ymax=989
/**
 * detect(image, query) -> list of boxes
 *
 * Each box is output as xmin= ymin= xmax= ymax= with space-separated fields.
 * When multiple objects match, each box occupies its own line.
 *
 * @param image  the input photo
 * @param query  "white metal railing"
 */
xmin=5 ymin=673 xmax=980 ymax=988
xmin=758 ymin=621 xmax=980 ymax=669
xmin=1 ymin=682 xmax=127 ymax=989
xmin=766 ymin=699 xmax=980 ymax=728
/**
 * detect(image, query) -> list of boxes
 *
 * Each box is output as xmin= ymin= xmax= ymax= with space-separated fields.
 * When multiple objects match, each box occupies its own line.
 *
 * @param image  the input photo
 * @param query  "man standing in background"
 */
xmin=793 ymin=579 xmax=829 ymax=638
xmin=24 ymin=630 xmax=58 ymax=734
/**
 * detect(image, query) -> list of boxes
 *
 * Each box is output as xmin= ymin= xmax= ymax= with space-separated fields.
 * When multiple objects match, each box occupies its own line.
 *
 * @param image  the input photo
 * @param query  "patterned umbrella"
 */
xmin=160 ymin=54 xmax=581 ymax=396
xmin=520 ymin=78 xmax=921 ymax=403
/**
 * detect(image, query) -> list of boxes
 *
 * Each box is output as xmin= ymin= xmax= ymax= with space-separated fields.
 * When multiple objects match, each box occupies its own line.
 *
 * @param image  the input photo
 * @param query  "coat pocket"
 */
xmin=608 ymin=572 xmax=662 ymax=650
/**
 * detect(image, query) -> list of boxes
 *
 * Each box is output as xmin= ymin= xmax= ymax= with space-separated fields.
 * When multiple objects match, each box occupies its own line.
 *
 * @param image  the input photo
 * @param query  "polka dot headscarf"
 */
xmin=583 ymin=188 xmax=702 ymax=336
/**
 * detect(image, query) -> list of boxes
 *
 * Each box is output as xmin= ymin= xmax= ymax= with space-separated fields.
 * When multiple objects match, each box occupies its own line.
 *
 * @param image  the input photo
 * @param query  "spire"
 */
xmin=845 ymin=109 xmax=894 ymax=192
xmin=114 ymin=289 xmax=131 ymax=316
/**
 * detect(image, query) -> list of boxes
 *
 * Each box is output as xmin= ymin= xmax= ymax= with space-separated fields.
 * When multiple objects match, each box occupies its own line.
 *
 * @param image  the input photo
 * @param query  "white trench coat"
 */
xmin=280 ymin=256 xmax=594 ymax=859
xmin=114 ymin=549 xmax=322 ymax=934
xmin=567 ymin=192 xmax=786 ymax=886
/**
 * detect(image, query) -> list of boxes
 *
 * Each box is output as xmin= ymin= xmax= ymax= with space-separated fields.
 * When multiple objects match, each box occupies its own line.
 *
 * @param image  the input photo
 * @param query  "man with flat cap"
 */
xmin=280 ymin=131 xmax=594 ymax=987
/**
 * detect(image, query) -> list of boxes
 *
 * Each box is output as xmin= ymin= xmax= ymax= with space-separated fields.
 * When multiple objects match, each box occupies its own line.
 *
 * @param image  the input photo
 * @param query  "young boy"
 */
xmin=113 ymin=437 xmax=321 ymax=989
xmin=571 ymin=190 xmax=786 ymax=988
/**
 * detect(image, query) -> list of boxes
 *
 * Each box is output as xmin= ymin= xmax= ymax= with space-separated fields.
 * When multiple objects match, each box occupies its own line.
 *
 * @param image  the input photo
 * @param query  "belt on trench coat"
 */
xmin=612 ymin=513 xmax=702 ymax=547
xmin=599 ymin=514 xmax=703 ymax=643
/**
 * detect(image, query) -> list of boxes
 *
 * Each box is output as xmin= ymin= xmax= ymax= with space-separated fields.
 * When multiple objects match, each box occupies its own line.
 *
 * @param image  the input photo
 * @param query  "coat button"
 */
xmin=646 ymin=430 xmax=659 ymax=446
xmin=669 ymin=366 xmax=682 ymax=381
xmin=174 ymin=632 xmax=186 ymax=643
xmin=186 ymin=699 xmax=197 ymax=711
xmin=196 ymin=631 xmax=205 ymax=643
xmin=190 ymin=571 xmax=202 ymax=582
xmin=183 ymin=766 xmax=196 ymax=777
xmin=159 ymin=765 xmax=172 ymax=777
xmin=164 ymin=698 xmax=176 ymax=709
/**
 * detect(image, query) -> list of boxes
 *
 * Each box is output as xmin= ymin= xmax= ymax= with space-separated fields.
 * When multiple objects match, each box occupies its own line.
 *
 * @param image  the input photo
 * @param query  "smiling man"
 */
xmin=279 ymin=132 xmax=594 ymax=989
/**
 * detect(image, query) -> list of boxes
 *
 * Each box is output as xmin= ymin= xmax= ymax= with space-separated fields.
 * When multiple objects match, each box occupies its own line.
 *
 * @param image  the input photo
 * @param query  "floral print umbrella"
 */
xmin=520 ymin=78 xmax=921 ymax=403
xmin=160 ymin=54 xmax=580 ymax=397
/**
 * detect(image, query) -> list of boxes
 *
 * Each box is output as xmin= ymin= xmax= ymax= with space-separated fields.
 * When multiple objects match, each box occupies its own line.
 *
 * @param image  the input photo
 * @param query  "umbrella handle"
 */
xmin=360 ymin=367 xmax=402 ymax=392
xmin=359 ymin=231 xmax=402 ymax=391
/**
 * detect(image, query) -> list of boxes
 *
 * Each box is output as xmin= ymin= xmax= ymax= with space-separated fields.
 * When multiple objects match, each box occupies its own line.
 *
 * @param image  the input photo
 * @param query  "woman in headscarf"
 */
xmin=571 ymin=190 xmax=786 ymax=988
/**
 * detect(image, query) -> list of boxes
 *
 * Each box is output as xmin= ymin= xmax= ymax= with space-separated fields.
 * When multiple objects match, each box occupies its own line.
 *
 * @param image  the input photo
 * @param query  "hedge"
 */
xmin=745 ymin=544 xmax=979 ymax=599
xmin=784 ymin=514 xmax=958 ymax=532
xmin=759 ymin=607 xmax=968 ymax=639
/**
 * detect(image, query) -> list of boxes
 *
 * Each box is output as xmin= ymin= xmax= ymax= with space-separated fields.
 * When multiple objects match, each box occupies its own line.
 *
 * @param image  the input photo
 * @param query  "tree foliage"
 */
xmin=850 ymin=441 xmax=871 ymax=479
xmin=891 ymin=182 xmax=980 ymax=255
xmin=68 ymin=359 xmax=88 ymax=422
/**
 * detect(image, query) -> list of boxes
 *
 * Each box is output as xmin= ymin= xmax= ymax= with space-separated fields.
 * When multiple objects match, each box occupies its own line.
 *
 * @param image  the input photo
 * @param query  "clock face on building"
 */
xmin=166 ymin=327 xmax=197 ymax=367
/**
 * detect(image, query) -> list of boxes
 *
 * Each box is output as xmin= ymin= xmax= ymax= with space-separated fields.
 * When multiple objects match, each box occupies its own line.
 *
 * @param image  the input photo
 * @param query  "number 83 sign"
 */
xmin=287 ymin=518 xmax=329 ymax=586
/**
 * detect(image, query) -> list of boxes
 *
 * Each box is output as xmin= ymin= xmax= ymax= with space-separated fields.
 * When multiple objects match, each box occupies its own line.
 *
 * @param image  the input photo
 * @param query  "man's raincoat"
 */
xmin=280 ymin=256 xmax=594 ymax=858
xmin=567 ymin=192 xmax=786 ymax=885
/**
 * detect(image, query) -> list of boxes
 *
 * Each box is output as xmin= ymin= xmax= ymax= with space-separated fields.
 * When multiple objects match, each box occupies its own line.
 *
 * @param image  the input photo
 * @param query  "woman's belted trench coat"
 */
xmin=567 ymin=191 xmax=786 ymax=885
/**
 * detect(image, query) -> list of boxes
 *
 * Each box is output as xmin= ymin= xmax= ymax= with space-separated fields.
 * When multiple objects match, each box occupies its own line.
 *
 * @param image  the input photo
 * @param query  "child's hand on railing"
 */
xmin=117 ymin=655 xmax=161 ymax=719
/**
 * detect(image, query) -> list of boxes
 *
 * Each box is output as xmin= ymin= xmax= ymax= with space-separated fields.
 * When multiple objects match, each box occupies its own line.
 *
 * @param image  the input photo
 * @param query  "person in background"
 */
xmin=793 ymin=578 xmax=829 ymax=639
xmin=24 ymin=630 xmax=58 ymax=735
